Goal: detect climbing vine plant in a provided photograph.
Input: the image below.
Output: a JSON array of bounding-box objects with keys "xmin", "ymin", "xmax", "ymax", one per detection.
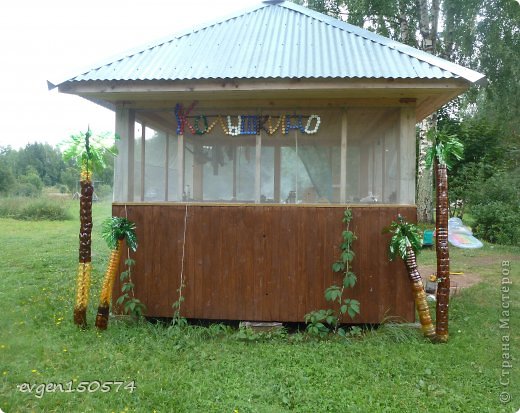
[
  {"xmin": 305, "ymin": 209, "xmax": 360, "ymax": 337},
  {"xmin": 116, "ymin": 258, "xmax": 146, "ymax": 319}
]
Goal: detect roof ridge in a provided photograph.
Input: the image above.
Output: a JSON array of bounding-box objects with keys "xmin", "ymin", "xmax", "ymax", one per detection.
[{"xmin": 278, "ymin": 1, "xmax": 485, "ymax": 84}]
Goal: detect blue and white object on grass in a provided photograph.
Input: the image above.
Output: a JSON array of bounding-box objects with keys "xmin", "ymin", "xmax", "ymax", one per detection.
[{"xmin": 448, "ymin": 217, "xmax": 483, "ymax": 249}]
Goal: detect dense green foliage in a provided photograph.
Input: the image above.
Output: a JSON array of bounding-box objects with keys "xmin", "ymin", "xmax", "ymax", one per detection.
[
  {"xmin": 467, "ymin": 172, "xmax": 520, "ymax": 245},
  {"xmin": 0, "ymin": 139, "xmax": 114, "ymax": 197},
  {"xmin": 0, "ymin": 202, "xmax": 518, "ymax": 411}
]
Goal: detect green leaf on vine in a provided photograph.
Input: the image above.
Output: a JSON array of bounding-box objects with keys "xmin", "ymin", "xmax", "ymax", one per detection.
[
  {"xmin": 341, "ymin": 250, "xmax": 355, "ymax": 262},
  {"xmin": 325, "ymin": 286, "xmax": 341, "ymax": 303},
  {"xmin": 332, "ymin": 261, "xmax": 344, "ymax": 272},
  {"xmin": 343, "ymin": 272, "xmax": 357, "ymax": 288}
]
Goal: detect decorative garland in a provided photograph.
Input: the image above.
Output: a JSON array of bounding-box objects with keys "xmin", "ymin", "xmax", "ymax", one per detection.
[{"xmin": 174, "ymin": 103, "xmax": 321, "ymax": 136}]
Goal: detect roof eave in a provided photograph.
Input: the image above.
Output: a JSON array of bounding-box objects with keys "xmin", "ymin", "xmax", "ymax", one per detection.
[{"xmin": 58, "ymin": 77, "xmax": 471, "ymax": 122}]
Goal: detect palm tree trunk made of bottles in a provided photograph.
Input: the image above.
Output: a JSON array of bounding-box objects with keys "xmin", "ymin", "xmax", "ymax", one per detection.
[
  {"xmin": 404, "ymin": 245, "xmax": 436, "ymax": 341},
  {"xmin": 435, "ymin": 160, "xmax": 450, "ymax": 343},
  {"xmin": 95, "ymin": 239, "xmax": 123, "ymax": 330},
  {"xmin": 73, "ymin": 168, "xmax": 93, "ymax": 328}
]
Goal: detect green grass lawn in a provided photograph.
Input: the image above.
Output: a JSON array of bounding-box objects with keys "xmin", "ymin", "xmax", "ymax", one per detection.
[{"xmin": 0, "ymin": 200, "xmax": 518, "ymax": 412}]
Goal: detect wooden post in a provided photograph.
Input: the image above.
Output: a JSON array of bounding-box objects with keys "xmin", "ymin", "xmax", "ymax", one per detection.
[
  {"xmin": 374, "ymin": 137, "xmax": 383, "ymax": 201},
  {"xmin": 370, "ymin": 143, "xmax": 375, "ymax": 196},
  {"xmin": 381, "ymin": 134, "xmax": 386, "ymax": 202},
  {"xmin": 114, "ymin": 105, "xmax": 135, "ymax": 202},
  {"xmin": 164, "ymin": 133, "xmax": 169, "ymax": 201},
  {"xmin": 340, "ymin": 110, "xmax": 348, "ymax": 203},
  {"xmin": 255, "ymin": 133, "xmax": 262, "ymax": 203},
  {"xmin": 359, "ymin": 143, "xmax": 369, "ymax": 200},
  {"xmin": 178, "ymin": 134, "xmax": 184, "ymax": 201},
  {"xmin": 232, "ymin": 146, "xmax": 237, "ymax": 200},
  {"xmin": 140, "ymin": 123, "xmax": 145, "ymax": 202},
  {"xmin": 193, "ymin": 143, "xmax": 203, "ymax": 201},
  {"xmin": 399, "ymin": 107, "xmax": 416, "ymax": 204},
  {"xmin": 274, "ymin": 145, "xmax": 281, "ymax": 202}
]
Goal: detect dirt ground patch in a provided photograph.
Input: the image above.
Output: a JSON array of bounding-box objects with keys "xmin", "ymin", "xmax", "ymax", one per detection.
[{"xmin": 418, "ymin": 264, "xmax": 482, "ymax": 294}]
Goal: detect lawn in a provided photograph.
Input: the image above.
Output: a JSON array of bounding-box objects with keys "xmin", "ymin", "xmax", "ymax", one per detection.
[{"xmin": 0, "ymin": 200, "xmax": 518, "ymax": 412}]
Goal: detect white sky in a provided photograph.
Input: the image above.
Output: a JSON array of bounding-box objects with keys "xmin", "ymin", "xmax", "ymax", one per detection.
[{"xmin": 0, "ymin": 0, "xmax": 261, "ymax": 149}]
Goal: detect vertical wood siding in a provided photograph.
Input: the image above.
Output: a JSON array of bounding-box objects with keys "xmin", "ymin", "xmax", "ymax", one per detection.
[{"xmin": 113, "ymin": 204, "xmax": 416, "ymax": 323}]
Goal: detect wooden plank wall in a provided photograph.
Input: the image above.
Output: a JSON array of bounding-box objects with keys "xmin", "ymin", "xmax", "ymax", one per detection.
[{"xmin": 112, "ymin": 204, "xmax": 416, "ymax": 323}]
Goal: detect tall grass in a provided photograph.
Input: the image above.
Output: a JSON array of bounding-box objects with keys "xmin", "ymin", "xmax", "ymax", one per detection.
[{"xmin": 0, "ymin": 197, "xmax": 72, "ymax": 221}]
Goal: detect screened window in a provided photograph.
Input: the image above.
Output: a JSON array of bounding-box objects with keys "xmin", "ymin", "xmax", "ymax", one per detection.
[{"xmin": 114, "ymin": 106, "xmax": 415, "ymax": 205}]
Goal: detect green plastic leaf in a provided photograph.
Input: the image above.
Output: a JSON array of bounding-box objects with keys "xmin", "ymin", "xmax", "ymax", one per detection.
[
  {"xmin": 425, "ymin": 128, "xmax": 464, "ymax": 169},
  {"xmin": 387, "ymin": 215, "xmax": 422, "ymax": 260},
  {"xmin": 102, "ymin": 216, "xmax": 138, "ymax": 251}
]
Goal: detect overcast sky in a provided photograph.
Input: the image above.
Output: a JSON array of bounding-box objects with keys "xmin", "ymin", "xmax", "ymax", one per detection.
[{"xmin": 0, "ymin": 0, "xmax": 261, "ymax": 149}]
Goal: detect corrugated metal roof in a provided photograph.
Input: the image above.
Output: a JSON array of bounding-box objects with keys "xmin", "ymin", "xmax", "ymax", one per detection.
[{"xmin": 60, "ymin": 1, "xmax": 484, "ymax": 85}]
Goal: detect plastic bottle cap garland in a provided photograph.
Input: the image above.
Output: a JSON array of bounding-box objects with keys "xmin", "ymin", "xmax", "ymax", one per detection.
[
  {"xmin": 227, "ymin": 116, "xmax": 242, "ymax": 136},
  {"xmin": 305, "ymin": 114, "xmax": 321, "ymax": 134},
  {"xmin": 174, "ymin": 103, "xmax": 321, "ymax": 136}
]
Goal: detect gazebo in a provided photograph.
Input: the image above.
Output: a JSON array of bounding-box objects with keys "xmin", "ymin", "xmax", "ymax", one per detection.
[{"xmin": 50, "ymin": 1, "xmax": 484, "ymax": 323}]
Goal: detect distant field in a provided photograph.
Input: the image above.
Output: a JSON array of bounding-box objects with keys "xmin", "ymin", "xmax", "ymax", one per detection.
[{"xmin": 0, "ymin": 200, "xmax": 518, "ymax": 412}]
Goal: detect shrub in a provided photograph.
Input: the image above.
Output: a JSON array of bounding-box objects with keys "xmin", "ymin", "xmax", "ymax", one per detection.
[
  {"xmin": 472, "ymin": 202, "xmax": 520, "ymax": 246},
  {"xmin": 468, "ymin": 171, "xmax": 520, "ymax": 246},
  {"xmin": 0, "ymin": 197, "xmax": 72, "ymax": 221},
  {"xmin": 10, "ymin": 182, "xmax": 41, "ymax": 197}
]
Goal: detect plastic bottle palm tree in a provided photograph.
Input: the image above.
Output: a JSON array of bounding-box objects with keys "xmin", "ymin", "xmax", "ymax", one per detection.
[
  {"xmin": 62, "ymin": 128, "xmax": 116, "ymax": 328},
  {"xmin": 95, "ymin": 217, "xmax": 138, "ymax": 330},
  {"xmin": 387, "ymin": 215, "xmax": 436, "ymax": 341},
  {"xmin": 426, "ymin": 129, "xmax": 463, "ymax": 343}
]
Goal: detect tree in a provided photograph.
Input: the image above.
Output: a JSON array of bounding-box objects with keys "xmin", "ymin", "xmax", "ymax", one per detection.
[
  {"xmin": 292, "ymin": 0, "xmax": 342, "ymax": 17},
  {"xmin": 95, "ymin": 217, "xmax": 138, "ymax": 330},
  {"xmin": 0, "ymin": 158, "xmax": 15, "ymax": 194},
  {"xmin": 386, "ymin": 215, "xmax": 436, "ymax": 341},
  {"xmin": 16, "ymin": 167, "xmax": 43, "ymax": 197},
  {"xmin": 426, "ymin": 129, "xmax": 463, "ymax": 343},
  {"xmin": 62, "ymin": 128, "xmax": 117, "ymax": 328},
  {"xmin": 15, "ymin": 143, "xmax": 66, "ymax": 187}
]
